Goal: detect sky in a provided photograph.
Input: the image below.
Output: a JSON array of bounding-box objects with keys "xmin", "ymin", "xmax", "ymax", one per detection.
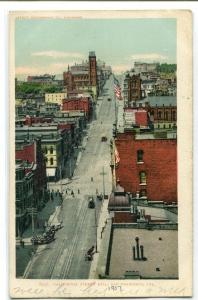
[{"xmin": 15, "ymin": 18, "xmax": 176, "ymax": 79}]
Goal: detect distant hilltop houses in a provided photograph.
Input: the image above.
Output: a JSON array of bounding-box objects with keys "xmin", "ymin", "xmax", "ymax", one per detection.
[{"xmin": 123, "ymin": 62, "xmax": 177, "ymax": 101}]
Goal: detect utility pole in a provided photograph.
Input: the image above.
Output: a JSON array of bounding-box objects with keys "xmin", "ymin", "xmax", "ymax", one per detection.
[
  {"xmin": 69, "ymin": 157, "xmax": 72, "ymax": 178},
  {"xmin": 94, "ymin": 207, "xmax": 98, "ymax": 253},
  {"xmin": 100, "ymin": 166, "xmax": 107, "ymax": 198},
  {"xmin": 28, "ymin": 206, "xmax": 37, "ymax": 253},
  {"xmin": 60, "ymin": 164, "xmax": 62, "ymax": 194}
]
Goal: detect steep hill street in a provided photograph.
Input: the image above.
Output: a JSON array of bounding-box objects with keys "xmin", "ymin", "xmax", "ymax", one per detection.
[{"xmin": 25, "ymin": 75, "xmax": 116, "ymax": 279}]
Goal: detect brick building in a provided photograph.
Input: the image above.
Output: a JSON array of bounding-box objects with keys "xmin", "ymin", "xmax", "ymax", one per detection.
[
  {"xmin": 125, "ymin": 98, "xmax": 177, "ymax": 130},
  {"xmin": 127, "ymin": 74, "xmax": 142, "ymax": 103},
  {"xmin": 16, "ymin": 138, "xmax": 47, "ymax": 209},
  {"xmin": 62, "ymin": 97, "xmax": 92, "ymax": 119},
  {"xmin": 145, "ymin": 102, "xmax": 177, "ymax": 129},
  {"xmin": 124, "ymin": 108, "xmax": 149, "ymax": 128},
  {"xmin": 89, "ymin": 51, "xmax": 97, "ymax": 86},
  {"xmin": 63, "ymin": 52, "xmax": 98, "ymax": 100},
  {"xmin": 15, "ymin": 162, "xmax": 34, "ymax": 237},
  {"xmin": 115, "ymin": 130, "xmax": 177, "ymax": 203},
  {"xmin": 24, "ymin": 116, "xmax": 53, "ymax": 126},
  {"xmin": 16, "ymin": 126, "xmax": 65, "ymax": 180}
]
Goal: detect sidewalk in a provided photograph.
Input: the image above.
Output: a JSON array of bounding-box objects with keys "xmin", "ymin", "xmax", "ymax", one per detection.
[
  {"xmin": 16, "ymin": 194, "xmax": 63, "ymax": 277},
  {"xmin": 88, "ymin": 197, "xmax": 111, "ymax": 279}
]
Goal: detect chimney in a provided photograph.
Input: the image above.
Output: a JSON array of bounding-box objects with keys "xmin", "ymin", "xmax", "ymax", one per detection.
[
  {"xmin": 135, "ymin": 237, "xmax": 140, "ymax": 260},
  {"xmin": 140, "ymin": 245, "xmax": 144, "ymax": 260},
  {"xmin": 133, "ymin": 246, "xmax": 136, "ymax": 260}
]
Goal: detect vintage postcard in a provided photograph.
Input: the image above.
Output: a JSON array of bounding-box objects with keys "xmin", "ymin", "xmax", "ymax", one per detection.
[{"xmin": 9, "ymin": 10, "xmax": 192, "ymax": 298}]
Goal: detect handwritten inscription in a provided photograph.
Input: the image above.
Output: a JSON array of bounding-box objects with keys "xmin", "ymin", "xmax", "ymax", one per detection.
[{"xmin": 12, "ymin": 283, "xmax": 187, "ymax": 297}]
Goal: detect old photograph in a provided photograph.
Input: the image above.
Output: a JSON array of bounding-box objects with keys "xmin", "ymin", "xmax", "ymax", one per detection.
[{"xmin": 9, "ymin": 10, "xmax": 192, "ymax": 298}]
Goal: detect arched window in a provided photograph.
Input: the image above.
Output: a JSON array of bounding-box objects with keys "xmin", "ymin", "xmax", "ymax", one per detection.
[
  {"xmin": 139, "ymin": 171, "xmax": 146, "ymax": 184},
  {"xmin": 137, "ymin": 150, "xmax": 144, "ymax": 162},
  {"xmin": 50, "ymin": 157, "xmax": 54, "ymax": 165}
]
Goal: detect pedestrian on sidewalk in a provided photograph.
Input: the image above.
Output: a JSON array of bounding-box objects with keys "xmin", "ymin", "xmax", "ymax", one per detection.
[
  {"xmin": 51, "ymin": 192, "xmax": 54, "ymax": 201},
  {"xmin": 78, "ymin": 189, "xmax": 80, "ymax": 194}
]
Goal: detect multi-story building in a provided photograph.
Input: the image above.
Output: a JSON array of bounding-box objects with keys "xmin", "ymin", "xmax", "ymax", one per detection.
[
  {"xmin": 63, "ymin": 52, "xmax": 98, "ymax": 100},
  {"xmin": 124, "ymin": 73, "xmax": 143, "ymax": 104},
  {"xmin": 123, "ymin": 97, "xmax": 177, "ymax": 130},
  {"xmin": 124, "ymin": 107, "xmax": 149, "ymax": 128},
  {"xmin": 16, "ymin": 138, "xmax": 48, "ymax": 209},
  {"xmin": 88, "ymin": 51, "xmax": 97, "ymax": 97},
  {"xmin": 15, "ymin": 162, "xmax": 34, "ymax": 237},
  {"xmin": 114, "ymin": 129, "xmax": 177, "ymax": 203},
  {"xmin": 15, "ymin": 125, "xmax": 65, "ymax": 181},
  {"xmin": 54, "ymin": 110, "xmax": 87, "ymax": 146},
  {"xmin": 45, "ymin": 93, "xmax": 67, "ymax": 106},
  {"xmin": 62, "ymin": 96, "xmax": 93, "ymax": 119},
  {"xmin": 134, "ymin": 62, "xmax": 159, "ymax": 74},
  {"xmin": 144, "ymin": 97, "xmax": 177, "ymax": 129},
  {"xmin": 27, "ymin": 74, "xmax": 55, "ymax": 84}
]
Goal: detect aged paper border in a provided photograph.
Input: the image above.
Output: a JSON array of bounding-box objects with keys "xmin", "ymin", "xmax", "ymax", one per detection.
[{"xmin": 9, "ymin": 10, "xmax": 192, "ymax": 298}]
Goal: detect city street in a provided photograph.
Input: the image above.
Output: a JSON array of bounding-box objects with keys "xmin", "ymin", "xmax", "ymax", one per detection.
[{"xmin": 25, "ymin": 75, "xmax": 116, "ymax": 279}]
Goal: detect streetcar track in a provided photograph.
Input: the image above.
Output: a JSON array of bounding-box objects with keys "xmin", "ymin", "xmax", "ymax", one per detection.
[
  {"xmin": 45, "ymin": 201, "xmax": 79, "ymax": 279},
  {"xmin": 60, "ymin": 200, "xmax": 88, "ymax": 278},
  {"xmin": 49, "ymin": 197, "xmax": 87, "ymax": 279}
]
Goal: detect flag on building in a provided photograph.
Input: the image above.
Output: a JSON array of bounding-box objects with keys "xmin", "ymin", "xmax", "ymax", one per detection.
[
  {"xmin": 115, "ymin": 146, "xmax": 120, "ymax": 166},
  {"xmin": 114, "ymin": 77, "xmax": 123, "ymax": 100}
]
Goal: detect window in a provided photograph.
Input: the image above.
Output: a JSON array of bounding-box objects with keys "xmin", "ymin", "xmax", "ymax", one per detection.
[
  {"xmin": 139, "ymin": 171, "xmax": 146, "ymax": 184},
  {"xmin": 50, "ymin": 157, "xmax": 54, "ymax": 165},
  {"xmin": 137, "ymin": 150, "xmax": 144, "ymax": 162},
  {"xmin": 45, "ymin": 147, "xmax": 48, "ymax": 154},
  {"xmin": 50, "ymin": 146, "xmax": 53, "ymax": 154},
  {"xmin": 173, "ymin": 111, "xmax": 176, "ymax": 121},
  {"xmin": 165, "ymin": 111, "xmax": 168, "ymax": 120},
  {"xmin": 158, "ymin": 111, "xmax": 162, "ymax": 119},
  {"xmin": 140, "ymin": 189, "xmax": 147, "ymax": 197}
]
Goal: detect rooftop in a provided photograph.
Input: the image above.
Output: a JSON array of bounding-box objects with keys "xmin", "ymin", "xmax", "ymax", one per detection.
[
  {"xmin": 139, "ymin": 96, "xmax": 176, "ymax": 107},
  {"xmin": 109, "ymin": 228, "xmax": 178, "ymax": 279},
  {"xmin": 71, "ymin": 70, "xmax": 89, "ymax": 76}
]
